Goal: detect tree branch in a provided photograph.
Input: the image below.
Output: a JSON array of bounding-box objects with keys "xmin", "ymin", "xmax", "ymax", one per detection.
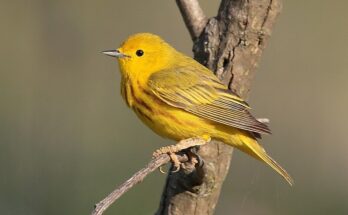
[
  {"xmin": 175, "ymin": 0, "xmax": 207, "ymax": 40},
  {"xmin": 91, "ymin": 154, "xmax": 189, "ymax": 215}
]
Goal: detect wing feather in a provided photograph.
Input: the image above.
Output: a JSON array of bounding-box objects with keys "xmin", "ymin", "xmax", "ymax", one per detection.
[{"xmin": 148, "ymin": 65, "xmax": 271, "ymax": 135}]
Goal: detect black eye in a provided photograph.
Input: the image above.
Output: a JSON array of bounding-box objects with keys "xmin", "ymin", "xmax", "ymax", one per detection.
[{"xmin": 136, "ymin": 49, "xmax": 144, "ymax": 57}]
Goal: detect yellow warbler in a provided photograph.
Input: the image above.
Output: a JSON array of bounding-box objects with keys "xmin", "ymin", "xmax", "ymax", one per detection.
[{"xmin": 103, "ymin": 33, "xmax": 293, "ymax": 185}]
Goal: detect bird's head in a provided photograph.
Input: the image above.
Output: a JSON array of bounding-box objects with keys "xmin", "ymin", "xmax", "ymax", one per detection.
[{"xmin": 103, "ymin": 33, "xmax": 177, "ymax": 81}]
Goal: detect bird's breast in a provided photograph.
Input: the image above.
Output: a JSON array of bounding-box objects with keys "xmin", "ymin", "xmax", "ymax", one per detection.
[{"xmin": 121, "ymin": 81, "xmax": 209, "ymax": 140}]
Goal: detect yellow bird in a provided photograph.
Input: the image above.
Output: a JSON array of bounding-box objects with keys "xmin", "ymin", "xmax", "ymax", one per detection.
[{"xmin": 103, "ymin": 33, "xmax": 293, "ymax": 185}]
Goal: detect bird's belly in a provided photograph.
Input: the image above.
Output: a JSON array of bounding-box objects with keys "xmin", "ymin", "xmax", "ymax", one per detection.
[{"xmin": 133, "ymin": 104, "xmax": 214, "ymax": 141}]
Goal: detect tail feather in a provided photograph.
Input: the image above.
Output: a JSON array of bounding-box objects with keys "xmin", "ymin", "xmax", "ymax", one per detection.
[{"xmin": 238, "ymin": 136, "xmax": 294, "ymax": 186}]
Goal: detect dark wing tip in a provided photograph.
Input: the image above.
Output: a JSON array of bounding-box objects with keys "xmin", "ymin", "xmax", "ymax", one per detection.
[{"xmin": 253, "ymin": 118, "xmax": 272, "ymax": 134}]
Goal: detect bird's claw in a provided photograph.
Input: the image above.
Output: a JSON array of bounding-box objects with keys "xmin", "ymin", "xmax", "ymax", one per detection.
[
  {"xmin": 168, "ymin": 152, "xmax": 181, "ymax": 173},
  {"xmin": 157, "ymin": 153, "xmax": 182, "ymax": 174},
  {"xmin": 194, "ymin": 151, "xmax": 204, "ymax": 167},
  {"xmin": 159, "ymin": 165, "xmax": 167, "ymax": 174},
  {"xmin": 185, "ymin": 146, "xmax": 204, "ymax": 168},
  {"xmin": 171, "ymin": 163, "xmax": 181, "ymax": 173}
]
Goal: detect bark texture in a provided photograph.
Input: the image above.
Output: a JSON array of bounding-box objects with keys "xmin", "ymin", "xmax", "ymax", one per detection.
[{"xmin": 156, "ymin": 1, "xmax": 282, "ymax": 214}]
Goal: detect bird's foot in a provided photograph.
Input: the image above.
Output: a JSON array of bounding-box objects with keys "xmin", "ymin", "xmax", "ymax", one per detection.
[
  {"xmin": 185, "ymin": 146, "xmax": 204, "ymax": 168},
  {"xmin": 153, "ymin": 136, "xmax": 210, "ymax": 173}
]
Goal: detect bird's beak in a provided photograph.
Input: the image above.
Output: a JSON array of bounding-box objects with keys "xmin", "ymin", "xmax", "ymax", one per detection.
[{"xmin": 102, "ymin": 49, "xmax": 128, "ymax": 58}]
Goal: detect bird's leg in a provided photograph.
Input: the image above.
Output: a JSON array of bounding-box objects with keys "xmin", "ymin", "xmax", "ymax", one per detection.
[
  {"xmin": 153, "ymin": 136, "xmax": 210, "ymax": 172},
  {"xmin": 168, "ymin": 152, "xmax": 181, "ymax": 172},
  {"xmin": 152, "ymin": 137, "xmax": 208, "ymax": 157}
]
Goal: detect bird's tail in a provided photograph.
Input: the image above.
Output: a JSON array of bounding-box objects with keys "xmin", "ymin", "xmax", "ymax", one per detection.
[{"xmin": 236, "ymin": 134, "xmax": 294, "ymax": 186}]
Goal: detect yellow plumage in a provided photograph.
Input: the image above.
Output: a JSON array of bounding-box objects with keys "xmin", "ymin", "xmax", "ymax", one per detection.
[{"xmin": 104, "ymin": 33, "xmax": 293, "ymax": 185}]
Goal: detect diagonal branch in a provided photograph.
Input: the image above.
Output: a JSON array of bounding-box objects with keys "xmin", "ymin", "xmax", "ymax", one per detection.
[
  {"xmin": 175, "ymin": 0, "xmax": 207, "ymax": 40},
  {"xmin": 91, "ymin": 154, "xmax": 189, "ymax": 215}
]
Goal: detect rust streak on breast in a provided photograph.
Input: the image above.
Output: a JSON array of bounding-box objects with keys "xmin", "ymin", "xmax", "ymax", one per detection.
[
  {"xmin": 134, "ymin": 107, "xmax": 154, "ymax": 123},
  {"xmin": 130, "ymin": 85, "xmax": 154, "ymax": 113}
]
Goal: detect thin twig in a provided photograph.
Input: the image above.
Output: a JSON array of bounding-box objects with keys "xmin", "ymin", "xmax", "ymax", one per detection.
[
  {"xmin": 91, "ymin": 154, "xmax": 188, "ymax": 215},
  {"xmin": 175, "ymin": 0, "xmax": 207, "ymax": 40}
]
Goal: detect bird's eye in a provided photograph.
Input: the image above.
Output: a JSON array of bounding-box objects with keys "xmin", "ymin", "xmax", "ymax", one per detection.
[{"xmin": 136, "ymin": 49, "xmax": 144, "ymax": 57}]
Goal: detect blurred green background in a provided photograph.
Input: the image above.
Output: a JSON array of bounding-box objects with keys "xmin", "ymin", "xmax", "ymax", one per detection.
[{"xmin": 1, "ymin": 0, "xmax": 347, "ymax": 214}]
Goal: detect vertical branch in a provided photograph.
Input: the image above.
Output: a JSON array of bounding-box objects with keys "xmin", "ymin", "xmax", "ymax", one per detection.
[
  {"xmin": 175, "ymin": 0, "xmax": 207, "ymax": 40},
  {"xmin": 156, "ymin": 0, "xmax": 282, "ymax": 214}
]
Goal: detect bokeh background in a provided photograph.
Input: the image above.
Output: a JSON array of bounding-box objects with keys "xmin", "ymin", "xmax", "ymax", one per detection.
[{"xmin": 1, "ymin": 0, "xmax": 347, "ymax": 214}]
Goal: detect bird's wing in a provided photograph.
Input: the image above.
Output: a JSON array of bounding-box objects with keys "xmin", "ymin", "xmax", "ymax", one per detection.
[{"xmin": 148, "ymin": 66, "xmax": 271, "ymax": 134}]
